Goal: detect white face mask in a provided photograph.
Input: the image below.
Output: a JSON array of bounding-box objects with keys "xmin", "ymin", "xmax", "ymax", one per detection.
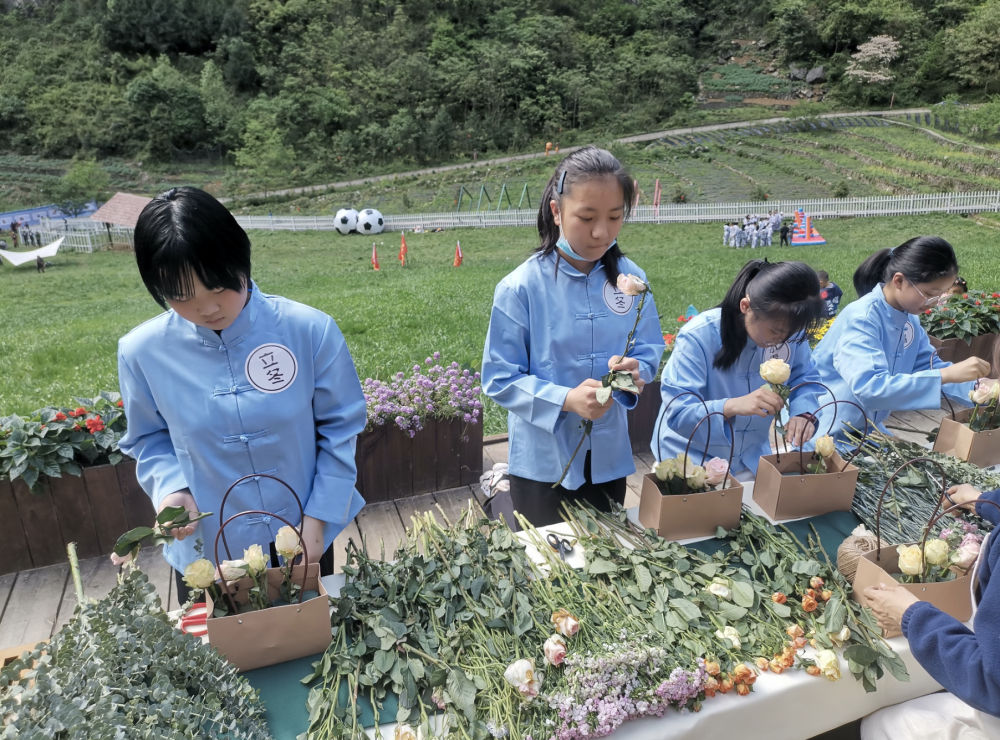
[{"xmin": 556, "ymin": 235, "xmax": 617, "ymax": 262}]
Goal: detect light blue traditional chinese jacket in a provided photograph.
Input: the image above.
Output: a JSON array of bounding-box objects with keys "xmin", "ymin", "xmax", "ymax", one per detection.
[
  {"xmin": 812, "ymin": 284, "xmax": 973, "ymax": 442},
  {"xmin": 118, "ymin": 282, "xmax": 366, "ymax": 572},
  {"xmin": 652, "ymin": 308, "xmax": 822, "ymax": 473},
  {"xmin": 482, "ymin": 252, "xmax": 664, "ymax": 489}
]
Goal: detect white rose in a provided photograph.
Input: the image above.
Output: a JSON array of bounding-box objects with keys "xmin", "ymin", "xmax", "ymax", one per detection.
[
  {"xmin": 970, "ymin": 384, "xmax": 994, "ymax": 406},
  {"xmin": 814, "ymin": 435, "xmax": 836, "ymax": 459},
  {"xmin": 759, "ymin": 358, "xmax": 791, "ymax": 385},
  {"xmin": 652, "ymin": 458, "xmax": 677, "ymax": 482},
  {"xmin": 922, "ymin": 538, "xmax": 950, "ymax": 567},
  {"xmin": 707, "ymin": 579, "xmax": 731, "ymax": 600},
  {"xmin": 182, "ymin": 558, "xmax": 216, "ymax": 590},
  {"xmin": 685, "ymin": 465, "xmax": 707, "ymax": 491},
  {"xmin": 616, "ymin": 273, "xmax": 648, "ymax": 296},
  {"xmin": 551, "ymin": 609, "xmax": 580, "ymax": 637},
  {"xmin": 394, "ymin": 725, "xmax": 418, "ymax": 740},
  {"xmin": 219, "ymin": 559, "xmax": 248, "ymax": 582},
  {"xmin": 543, "ymin": 634, "xmax": 567, "ymax": 667},
  {"xmin": 715, "ymin": 625, "xmax": 741, "ymax": 649},
  {"xmin": 830, "ymin": 625, "xmax": 852, "ymax": 647},
  {"xmin": 814, "ymin": 649, "xmax": 841, "ymax": 681},
  {"xmin": 896, "ymin": 544, "xmax": 924, "ymax": 576},
  {"xmin": 275, "ymin": 525, "xmax": 303, "ymax": 561},
  {"xmin": 243, "ymin": 543, "xmax": 268, "ymax": 576},
  {"xmin": 503, "ymin": 658, "xmax": 542, "ymax": 700}
]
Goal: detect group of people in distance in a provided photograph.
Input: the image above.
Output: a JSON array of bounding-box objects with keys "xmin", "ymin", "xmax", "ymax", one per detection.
[
  {"xmin": 117, "ymin": 148, "xmax": 994, "ymax": 739},
  {"xmin": 723, "ymin": 211, "xmax": 787, "ymax": 248}
]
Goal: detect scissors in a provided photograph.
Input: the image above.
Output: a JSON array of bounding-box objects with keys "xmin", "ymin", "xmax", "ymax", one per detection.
[
  {"xmin": 546, "ymin": 532, "xmax": 576, "ymax": 560},
  {"xmin": 179, "ymin": 603, "xmax": 208, "ymax": 637}
]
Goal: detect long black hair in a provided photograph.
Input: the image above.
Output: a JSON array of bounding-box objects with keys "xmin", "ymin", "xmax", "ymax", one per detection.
[
  {"xmin": 134, "ymin": 186, "xmax": 251, "ymax": 309},
  {"xmin": 853, "ymin": 235, "xmax": 958, "ymax": 298},
  {"xmin": 714, "ymin": 260, "xmax": 823, "ymax": 370},
  {"xmin": 535, "ymin": 146, "xmax": 635, "ymax": 284}
]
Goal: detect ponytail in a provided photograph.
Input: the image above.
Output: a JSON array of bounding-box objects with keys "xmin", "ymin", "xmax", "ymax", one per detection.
[
  {"xmin": 853, "ymin": 235, "xmax": 958, "ymax": 297},
  {"xmin": 536, "ymin": 145, "xmax": 635, "ymax": 284},
  {"xmin": 714, "ymin": 260, "xmax": 823, "ymax": 370}
]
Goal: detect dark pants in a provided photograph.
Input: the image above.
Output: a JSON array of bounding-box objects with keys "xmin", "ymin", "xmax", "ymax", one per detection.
[
  {"xmin": 506, "ymin": 451, "xmax": 626, "ymax": 530},
  {"xmin": 174, "ymin": 542, "xmax": 335, "ymax": 605}
]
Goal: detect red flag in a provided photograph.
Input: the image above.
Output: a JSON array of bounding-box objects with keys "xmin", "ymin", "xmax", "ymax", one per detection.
[
  {"xmin": 453, "ymin": 239, "xmax": 463, "ymax": 267},
  {"xmin": 399, "ymin": 232, "xmax": 408, "ymax": 266},
  {"xmin": 371, "ymin": 242, "xmax": 380, "ymax": 271}
]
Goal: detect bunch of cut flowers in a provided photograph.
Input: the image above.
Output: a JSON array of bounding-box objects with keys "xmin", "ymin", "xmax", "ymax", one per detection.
[
  {"xmin": 362, "ymin": 352, "xmax": 482, "ymax": 437},
  {"xmin": 650, "ymin": 452, "xmax": 732, "ymax": 494},
  {"xmin": 967, "ymin": 381, "xmax": 1000, "ymax": 432},
  {"xmin": 894, "ymin": 520, "xmax": 984, "ymax": 585}
]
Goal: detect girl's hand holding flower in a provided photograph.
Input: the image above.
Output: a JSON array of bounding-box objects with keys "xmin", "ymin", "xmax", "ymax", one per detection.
[
  {"xmin": 563, "ymin": 378, "xmax": 614, "ymax": 420},
  {"xmin": 157, "ymin": 489, "xmax": 200, "ymax": 540},
  {"xmin": 607, "ymin": 354, "xmax": 644, "ymax": 393},
  {"xmin": 723, "ymin": 385, "xmax": 784, "ymax": 419}
]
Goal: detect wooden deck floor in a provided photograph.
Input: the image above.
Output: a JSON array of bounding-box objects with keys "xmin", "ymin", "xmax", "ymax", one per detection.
[{"xmin": 0, "ymin": 410, "xmax": 945, "ymax": 655}]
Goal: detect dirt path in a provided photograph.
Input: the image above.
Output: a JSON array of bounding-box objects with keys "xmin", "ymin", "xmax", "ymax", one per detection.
[{"xmin": 228, "ymin": 107, "xmax": 931, "ymax": 203}]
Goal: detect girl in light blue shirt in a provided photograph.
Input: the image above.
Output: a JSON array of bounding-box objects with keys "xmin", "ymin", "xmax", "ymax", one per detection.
[
  {"xmin": 482, "ymin": 147, "xmax": 664, "ymax": 526},
  {"xmin": 813, "ymin": 236, "xmax": 989, "ymax": 442},
  {"xmin": 118, "ymin": 187, "xmax": 366, "ymax": 599},
  {"xmin": 653, "ymin": 260, "xmax": 825, "ymax": 473}
]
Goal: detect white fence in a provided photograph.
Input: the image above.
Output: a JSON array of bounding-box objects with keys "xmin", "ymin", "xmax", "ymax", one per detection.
[{"xmin": 32, "ymin": 191, "xmax": 1000, "ymax": 249}]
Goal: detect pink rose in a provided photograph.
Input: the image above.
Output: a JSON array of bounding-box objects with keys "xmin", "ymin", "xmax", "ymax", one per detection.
[
  {"xmin": 704, "ymin": 457, "xmax": 730, "ymax": 487},
  {"xmin": 952, "ymin": 541, "xmax": 981, "ymax": 571},
  {"xmin": 616, "ymin": 273, "xmax": 647, "ymax": 296},
  {"xmin": 543, "ymin": 634, "xmax": 567, "ymax": 666}
]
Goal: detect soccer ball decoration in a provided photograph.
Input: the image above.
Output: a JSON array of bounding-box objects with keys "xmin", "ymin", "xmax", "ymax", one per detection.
[
  {"xmin": 334, "ymin": 208, "xmax": 359, "ymax": 235},
  {"xmin": 356, "ymin": 208, "xmax": 384, "ymax": 234}
]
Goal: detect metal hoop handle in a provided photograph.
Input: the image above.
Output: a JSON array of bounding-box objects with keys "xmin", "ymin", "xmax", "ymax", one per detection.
[
  {"xmin": 919, "ymin": 499, "xmax": 1000, "ymax": 562},
  {"xmin": 769, "ymin": 379, "xmax": 833, "ymax": 463},
  {"xmin": 655, "ymin": 390, "xmax": 710, "ymax": 462},
  {"xmin": 216, "ymin": 473, "xmax": 305, "ymax": 565},
  {"xmin": 680, "ymin": 411, "xmax": 737, "ymax": 486},
  {"xmin": 873, "ymin": 457, "xmax": 948, "ymax": 561},
  {"xmin": 811, "ymin": 398, "xmax": 871, "ymax": 470}
]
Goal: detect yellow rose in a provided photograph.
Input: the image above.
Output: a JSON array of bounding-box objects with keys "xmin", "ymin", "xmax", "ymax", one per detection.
[
  {"xmin": 814, "ymin": 649, "xmax": 841, "ymax": 681},
  {"xmin": 616, "ymin": 273, "xmax": 648, "ymax": 296},
  {"xmin": 829, "ymin": 625, "xmax": 852, "ymax": 647},
  {"xmin": 759, "ymin": 358, "xmax": 791, "ymax": 385},
  {"xmin": 275, "ymin": 525, "xmax": 303, "ymax": 561},
  {"xmin": 652, "ymin": 458, "xmax": 677, "ymax": 481},
  {"xmin": 243, "ymin": 543, "xmax": 268, "ymax": 576},
  {"xmin": 685, "ymin": 465, "xmax": 707, "ymax": 491},
  {"xmin": 814, "ymin": 435, "xmax": 836, "ymax": 459},
  {"xmin": 394, "ymin": 725, "xmax": 418, "ymax": 740},
  {"xmin": 923, "ymin": 538, "xmax": 950, "ymax": 567},
  {"xmin": 182, "ymin": 558, "xmax": 216, "ymax": 590},
  {"xmin": 896, "ymin": 544, "xmax": 924, "ymax": 576}
]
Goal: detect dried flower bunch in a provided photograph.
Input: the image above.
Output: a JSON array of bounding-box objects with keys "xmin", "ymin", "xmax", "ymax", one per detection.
[{"xmin": 362, "ymin": 352, "xmax": 483, "ymax": 437}]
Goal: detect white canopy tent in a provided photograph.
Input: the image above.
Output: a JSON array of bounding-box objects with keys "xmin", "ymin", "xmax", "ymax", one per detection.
[{"xmin": 0, "ymin": 237, "xmax": 65, "ymax": 267}]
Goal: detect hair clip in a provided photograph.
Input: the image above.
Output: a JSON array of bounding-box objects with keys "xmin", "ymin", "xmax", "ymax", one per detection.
[
  {"xmin": 556, "ymin": 170, "xmax": 567, "ymax": 195},
  {"xmin": 162, "ymin": 187, "xmax": 178, "ymax": 200}
]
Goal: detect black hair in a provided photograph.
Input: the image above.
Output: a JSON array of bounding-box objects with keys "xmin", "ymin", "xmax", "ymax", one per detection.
[
  {"xmin": 714, "ymin": 260, "xmax": 824, "ymax": 370},
  {"xmin": 852, "ymin": 235, "xmax": 958, "ymax": 298},
  {"xmin": 954, "ymin": 275, "xmax": 968, "ymax": 290},
  {"xmin": 816, "ymin": 270, "xmax": 829, "ymax": 281},
  {"xmin": 535, "ymin": 146, "xmax": 634, "ymax": 284},
  {"xmin": 134, "ymin": 186, "xmax": 251, "ymax": 309}
]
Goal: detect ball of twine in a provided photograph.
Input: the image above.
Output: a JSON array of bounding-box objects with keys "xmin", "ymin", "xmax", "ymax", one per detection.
[{"xmin": 837, "ymin": 533, "xmax": 890, "ymax": 583}]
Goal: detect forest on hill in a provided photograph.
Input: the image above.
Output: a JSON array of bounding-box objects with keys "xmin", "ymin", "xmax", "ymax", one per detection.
[{"xmin": 1, "ymin": 0, "xmax": 999, "ymax": 188}]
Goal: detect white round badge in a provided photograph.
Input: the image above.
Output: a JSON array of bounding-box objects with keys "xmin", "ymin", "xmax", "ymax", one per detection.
[
  {"xmin": 902, "ymin": 322, "xmax": 914, "ymax": 348},
  {"xmin": 763, "ymin": 343, "xmax": 791, "ymax": 363},
  {"xmin": 603, "ymin": 281, "xmax": 635, "ymax": 316},
  {"xmin": 245, "ymin": 343, "xmax": 298, "ymax": 393}
]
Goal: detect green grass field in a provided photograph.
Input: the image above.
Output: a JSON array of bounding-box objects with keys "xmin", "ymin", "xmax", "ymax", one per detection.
[{"xmin": 3, "ymin": 212, "xmax": 999, "ymax": 435}]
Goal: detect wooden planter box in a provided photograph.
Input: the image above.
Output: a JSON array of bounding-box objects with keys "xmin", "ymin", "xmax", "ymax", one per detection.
[
  {"xmin": 354, "ymin": 418, "xmax": 483, "ymax": 503},
  {"xmin": 929, "ymin": 333, "xmax": 998, "ymax": 365},
  {"xmin": 627, "ymin": 380, "xmax": 661, "ymax": 454},
  {"xmin": 0, "ymin": 459, "xmax": 153, "ymax": 575}
]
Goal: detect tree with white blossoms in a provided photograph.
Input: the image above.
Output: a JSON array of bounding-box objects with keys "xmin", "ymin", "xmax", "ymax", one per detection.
[{"xmin": 843, "ymin": 35, "xmax": 901, "ymax": 104}]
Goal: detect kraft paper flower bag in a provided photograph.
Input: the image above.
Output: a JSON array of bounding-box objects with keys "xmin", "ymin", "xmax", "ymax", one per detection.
[
  {"xmin": 753, "ymin": 392, "xmax": 866, "ymax": 522},
  {"xmin": 205, "ymin": 474, "xmax": 331, "ymax": 672},
  {"xmin": 853, "ymin": 458, "xmax": 987, "ymax": 638},
  {"xmin": 933, "ymin": 390, "xmax": 1000, "ymax": 468},
  {"xmin": 639, "ymin": 391, "xmax": 743, "ymax": 540}
]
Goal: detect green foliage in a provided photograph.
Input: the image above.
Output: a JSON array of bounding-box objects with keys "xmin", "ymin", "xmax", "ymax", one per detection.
[
  {"xmin": 0, "ymin": 566, "xmax": 269, "ymax": 738},
  {"xmin": 919, "ymin": 289, "xmax": 1000, "ymax": 342},
  {"xmin": 43, "ymin": 158, "xmax": 110, "ymax": 216},
  {"xmin": 0, "ymin": 392, "xmax": 126, "ymax": 490}
]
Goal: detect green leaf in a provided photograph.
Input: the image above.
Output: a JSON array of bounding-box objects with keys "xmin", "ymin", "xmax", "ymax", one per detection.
[
  {"xmin": 113, "ymin": 526, "xmax": 156, "ymax": 556},
  {"xmin": 791, "ymin": 560, "xmax": 822, "ymax": 576},
  {"xmin": 587, "ymin": 558, "xmax": 617, "ymax": 575},
  {"xmin": 844, "ymin": 644, "xmax": 878, "ymax": 667},
  {"xmin": 823, "ymin": 595, "xmax": 846, "ymax": 632},
  {"xmin": 446, "ymin": 668, "xmax": 477, "ymax": 720},
  {"xmin": 635, "ymin": 564, "xmax": 652, "ymax": 593},
  {"xmin": 730, "ymin": 581, "xmax": 755, "ymax": 608},
  {"xmin": 668, "ymin": 598, "xmax": 701, "ymax": 622}
]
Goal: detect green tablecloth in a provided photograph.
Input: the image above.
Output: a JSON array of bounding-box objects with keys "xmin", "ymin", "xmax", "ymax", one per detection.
[{"xmin": 245, "ymin": 510, "xmax": 863, "ymax": 738}]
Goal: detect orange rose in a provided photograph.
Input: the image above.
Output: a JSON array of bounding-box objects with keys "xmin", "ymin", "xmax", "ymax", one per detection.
[
  {"xmin": 806, "ymin": 665, "xmax": 821, "ymax": 677},
  {"xmin": 719, "ymin": 678, "xmax": 734, "ymax": 694},
  {"xmin": 805, "ymin": 588, "xmax": 816, "ymax": 598},
  {"xmin": 809, "ymin": 576, "xmax": 825, "ymax": 589},
  {"xmin": 801, "ymin": 595, "xmax": 819, "ymax": 612},
  {"xmin": 786, "ymin": 624, "xmax": 805, "ymax": 639},
  {"xmin": 821, "ymin": 589, "xmax": 833, "ymax": 601},
  {"xmin": 703, "ymin": 676, "xmax": 719, "ymax": 698},
  {"xmin": 732, "ymin": 664, "xmax": 756, "ymax": 685},
  {"xmin": 768, "ymin": 658, "xmax": 785, "ymax": 674},
  {"xmin": 771, "ymin": 592, "xmax": 787, "ymax": 604},
  {"xmin": 736, "ymin": 683, "xmax": 751, "ymax": 696},
  {"xmin": 703, "ymin": 660, "xmax": 721, "ymax": 676},
  {"xmin": 755, "ymin": 657, "xmax": 770, "ymax": 671},
  {"xmin": 792, "ymin": 636, "xmax": 808, "ymax": 650}
]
